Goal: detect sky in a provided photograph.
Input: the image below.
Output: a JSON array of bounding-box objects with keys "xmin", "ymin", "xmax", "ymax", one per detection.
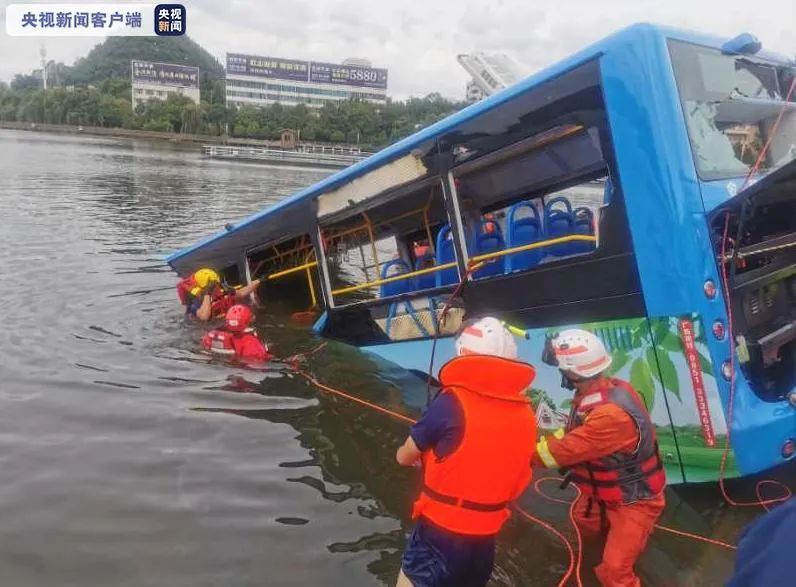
[{"xmin": 0, "ymin": 0, "xmax": 794, "ymax": 99}]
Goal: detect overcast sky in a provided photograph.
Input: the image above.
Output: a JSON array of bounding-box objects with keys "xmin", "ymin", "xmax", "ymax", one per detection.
[{"xmin": 1, "ymin": 0, "xmax": 794, "ymax": 99}]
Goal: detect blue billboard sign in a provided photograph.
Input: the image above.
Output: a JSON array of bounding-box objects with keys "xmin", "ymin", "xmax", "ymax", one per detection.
[
  {"xmin": 309, "ymin": 61, "xmax": 388, "ymax": 89},
  {"xmin": 226, "ymin": 53, "xmax": 388, "ymax": 90}
]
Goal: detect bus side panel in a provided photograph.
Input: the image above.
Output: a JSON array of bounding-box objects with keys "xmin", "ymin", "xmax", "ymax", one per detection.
[
  {"xmin": 363, "ymin": 316, "xmax": 690, "ymax": 485},
  {"xmin": 600, "ymin": 31, "xmax": 796, "ymax": 477},
  {"xmin": 646, "ymin": 315, "xmax": 737, "ymax": 483}
]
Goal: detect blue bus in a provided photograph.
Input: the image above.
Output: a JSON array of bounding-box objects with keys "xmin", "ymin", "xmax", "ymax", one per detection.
[{"xmin": 168, "ymin": 24, "xmax": 796, "ymax": 485}]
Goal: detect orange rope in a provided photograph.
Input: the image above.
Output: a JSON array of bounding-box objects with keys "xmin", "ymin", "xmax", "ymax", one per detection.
[
  {"xmin": 296, "ymin": 370, "xmax": 417, "ymax": 425},
  {"xmin": 718, "ymin": 211, "xmax": 792, "ymax": 509},
  {"xmin": 292, "ymin": 365, "xmax": 738, "ymax": 586},
  {"xmin": 513, "ymin": 504, "xmax": 577, "ymax": 587}
]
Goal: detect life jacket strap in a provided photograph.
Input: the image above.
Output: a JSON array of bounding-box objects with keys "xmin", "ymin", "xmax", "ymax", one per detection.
[
  {"xmin": 422, "ymin": 485, "xmax": 508, "ymax": 512},
  {"xmin": 569, "ymin": 456, "xmax": 664, "ymax": 488}
]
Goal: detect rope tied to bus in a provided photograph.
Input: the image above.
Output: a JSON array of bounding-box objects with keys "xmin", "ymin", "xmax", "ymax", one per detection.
[
  {"xmin": 284, "ymin": 354, "xmax": 738, "ymax": 587},
  {"xmin": 715, "ymin": 75, "xmax": 796, "ymax": 511}
]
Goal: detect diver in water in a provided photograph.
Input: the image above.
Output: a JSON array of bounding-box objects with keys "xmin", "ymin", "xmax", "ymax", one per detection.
[
  {"xmin": 176, "ymin": 268, "xmax": 262, "ymax": 322},
  {"xmin": 201, "ymin": 304, "xmax": 272, "ymax": 362},
  {"xmin": 535, "ymin": 329, "xmax": 666, "ymax": 587}
]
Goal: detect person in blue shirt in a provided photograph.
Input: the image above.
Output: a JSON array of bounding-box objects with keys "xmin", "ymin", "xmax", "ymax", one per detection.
[
  {"xmin": 395, "ymin": 316, "xmax": 537, "ymax": 587},
  {"xmin": 727, "ymin": 496, "xmax": 796, "ymax": 586}
]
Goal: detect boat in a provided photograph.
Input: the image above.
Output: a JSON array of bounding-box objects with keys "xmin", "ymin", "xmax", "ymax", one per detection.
[
  {"xmin": 167, "ymin": 23, "xmax": 796, "ymax": 485},
  {"xmin": 202, "ymin": 144, "xmax": 370, "ymax": 169}
]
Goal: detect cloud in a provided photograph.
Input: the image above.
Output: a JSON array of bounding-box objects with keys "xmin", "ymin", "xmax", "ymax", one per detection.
[{"xmin": 0, "ymin": 0, "xmax": 793, "ymax": 99}]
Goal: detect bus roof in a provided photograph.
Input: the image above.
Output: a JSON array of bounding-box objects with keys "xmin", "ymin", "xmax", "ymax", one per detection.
[{"xmin": 166, "ymin": 23, "xmax": 776, "ymax": 274}]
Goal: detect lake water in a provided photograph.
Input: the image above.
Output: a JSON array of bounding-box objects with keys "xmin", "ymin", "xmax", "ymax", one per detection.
[{"xmin": 0, "ymin": 128, "xmax": 781, "ymax": 586}]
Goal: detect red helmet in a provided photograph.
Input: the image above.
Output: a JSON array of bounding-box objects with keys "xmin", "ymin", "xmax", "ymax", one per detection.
[{"xmin": 225, "ymin": 304, "xmax": 253, "ymax": 332}]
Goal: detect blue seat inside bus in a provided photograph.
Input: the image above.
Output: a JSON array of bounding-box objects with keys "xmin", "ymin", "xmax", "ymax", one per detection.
[
  {"xmin": 473, "ymin": 219, "xmax": 506, "ymax": 278},
  {"xmin": 435, "ymin": 225, "xmax": 460, "ymax": 287},
  {"xmin": 414, "ymin": 252, "xmax": 436, "ymax": 290},
  {"xmin": 544, "ymin": 196, "xmax": 575, "ymax": 257},
  {"xmin": 379, "ymin": 258, "xmax": 415, "ymax": 297},
  {"xmin": 571, "ymin": 206, "xmax": 596, "ymax": 254},
  {"xmin": 507, "ymin": 201, "xmax": 543, "ymax": 271}
]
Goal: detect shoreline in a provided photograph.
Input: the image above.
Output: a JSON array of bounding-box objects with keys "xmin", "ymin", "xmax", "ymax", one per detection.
[{"xmin": 0, "ymin": 121, "xmax": 287, "ymax": 148}]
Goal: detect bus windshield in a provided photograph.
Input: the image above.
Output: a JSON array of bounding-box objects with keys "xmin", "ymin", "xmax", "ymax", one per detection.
[{"xmin": 668, "ymin": 40, "xmax": 796, "ymax": 181}]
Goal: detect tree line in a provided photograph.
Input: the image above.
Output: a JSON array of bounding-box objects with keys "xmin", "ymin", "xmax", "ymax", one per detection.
[{"xmin": 0, "ymin": 74, "xmax": 466, "ymax": 149}]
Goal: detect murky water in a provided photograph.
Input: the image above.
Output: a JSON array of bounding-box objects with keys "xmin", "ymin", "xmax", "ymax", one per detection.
[{"xmin": 0, "ymin": 129, "xmax": 785, "ymax": 586}]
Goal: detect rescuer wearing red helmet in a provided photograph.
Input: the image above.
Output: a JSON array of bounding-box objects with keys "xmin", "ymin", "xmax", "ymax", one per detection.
[
  {"xmin": 395, "ymin": 317, "xmax": 537, "ymax": 587},
  {"xmin": 176, "ymin": 268, "xmax": 262, "ymax": 322},
  {"xmin": 201, "ymin": 304, "xmax": 272, "ymax": 362},
  {"xmin": 536, "ymin": 329, "xmax": 666, "ymax": 587}
]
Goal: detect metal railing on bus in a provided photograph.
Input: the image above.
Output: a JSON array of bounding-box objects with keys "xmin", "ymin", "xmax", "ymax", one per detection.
[{"xmin": 263, "ymin": 233, "xmax": 597, "ymax": 301}]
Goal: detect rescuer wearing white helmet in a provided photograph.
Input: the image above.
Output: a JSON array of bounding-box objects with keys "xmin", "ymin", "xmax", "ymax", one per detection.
[
  {"xmin": 395, "ymin": 316, "xmax": 537, "ymax": 587},
  {"xmin": 536, "ymin": 329, "xmax": 666, "ymax": 587}
]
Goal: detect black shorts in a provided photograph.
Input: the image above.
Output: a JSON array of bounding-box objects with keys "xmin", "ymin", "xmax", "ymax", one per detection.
[{"xmin": 401, "ymin": 517, "xmax": 496, "ymax": 587}]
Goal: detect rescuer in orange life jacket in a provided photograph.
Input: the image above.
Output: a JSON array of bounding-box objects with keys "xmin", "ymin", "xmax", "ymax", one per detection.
[
  {"xmin": 395, "ymin": 316, "xmax": 537, "ymax": 587},
  {"xmin": 535, "ymin": 329, "xmax": 666, "ymax": 587},
  {"xmin": 176, "ymin": 268, "xmax": 262, "ymax": 322},
  {"xmin": 201, "ymin": 304, "xmax": 272, "ymax": 362}
]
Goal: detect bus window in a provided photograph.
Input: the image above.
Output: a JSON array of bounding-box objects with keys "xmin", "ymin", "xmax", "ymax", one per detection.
[
  {"xmin": 246, "ymin": 233, "xmax": 320, "ymax": 313},
  {"xmin": 453, "ymin": 126, "xmax": 607, "ymax": 281},
  {"xmin": 319, "ymin": 181, "xmax": 449, "ymax": 306},
  {"xmin": 668, "ymin": 40, "xmax": 796, "ymax": 180}
]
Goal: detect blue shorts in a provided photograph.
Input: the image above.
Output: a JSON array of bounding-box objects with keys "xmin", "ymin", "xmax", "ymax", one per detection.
[{"xmin": 401, "ymin": 517, "xmax": 496, "ymax": 587}]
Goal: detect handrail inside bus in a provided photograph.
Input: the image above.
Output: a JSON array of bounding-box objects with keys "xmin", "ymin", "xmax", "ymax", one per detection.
[{"xmin": 330, "ymin": 234, "xmax": 597, "ymax": 296}]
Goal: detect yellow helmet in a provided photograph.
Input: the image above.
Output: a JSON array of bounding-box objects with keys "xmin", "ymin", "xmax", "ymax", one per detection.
[{"xmin": 194, "ymin": 268, "xmax": 220, "ymax": 289}]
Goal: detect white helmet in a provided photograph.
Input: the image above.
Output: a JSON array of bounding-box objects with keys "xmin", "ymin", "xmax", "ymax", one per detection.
[
  {"xmin": 456, "ymin": 317, "xmax": 518, "ymax": 360},
  {"xmin": 549, "ymin": 329, "xmax": 611, "ymax": 378}
]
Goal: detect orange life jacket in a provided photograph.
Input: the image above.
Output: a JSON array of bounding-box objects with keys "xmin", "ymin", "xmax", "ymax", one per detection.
[
  {"xmin": 412, "ymin": 355, "xmax": 537, "ymax": 536},
  {"xmin": 565, "ymin": 378, "xmax": 665, "ymax": 505}
]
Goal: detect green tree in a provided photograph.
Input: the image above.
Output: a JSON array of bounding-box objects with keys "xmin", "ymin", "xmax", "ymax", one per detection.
[{"xmin": 11, "ymin": 74, "xmax": 41, "ymax": 92}]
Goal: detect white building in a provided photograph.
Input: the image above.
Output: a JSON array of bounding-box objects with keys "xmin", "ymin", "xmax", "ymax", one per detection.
[
  {"xmin": 225, "ymin": 53, "xmax": 388, "ymax": 109},
  {"xmin": 457, "ymin": 52, "xmax": 525, "ymax": 102},
  {"xmin": 131, "ymin": 60, "xmax": 200, "ymax": 108},
  {"xmin": 535, "ymin": 400, "xmax": 569, "ymax": 431}
]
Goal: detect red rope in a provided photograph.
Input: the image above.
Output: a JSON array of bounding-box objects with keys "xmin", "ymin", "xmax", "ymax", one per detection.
[
  {"xmin": 715, "ymin": 79, "xmax": 796, "ymax": 509},
  {"xmin": 741, "ymin": 77, "xmax": 796, "ymax": 190},
  {"xmin": 717, "ymin": 212, "xmax": 792, "ymax": 508},
  {"xmin": 294, "ymin": 366, "xmax": 738, "ymax": 586}
]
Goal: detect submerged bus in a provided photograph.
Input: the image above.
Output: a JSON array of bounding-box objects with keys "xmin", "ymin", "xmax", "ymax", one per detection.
[{"xmin": 168, "ymin": 24, "xmax": 796, "ymax": 485}]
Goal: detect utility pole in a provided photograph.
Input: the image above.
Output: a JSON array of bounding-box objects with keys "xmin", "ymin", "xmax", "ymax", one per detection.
[{"xmin": 40, "ymin": 46, "xmax": 48, "ymax": 90}]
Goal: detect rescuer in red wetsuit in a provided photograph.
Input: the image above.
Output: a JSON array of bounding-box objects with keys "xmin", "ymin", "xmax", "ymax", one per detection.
[
  {"xmin": 176, "ymin": 268, "xmax": 262, "ymax": 322},
  {"xmin": 201, "ymin": 304, "xmax": 272, "ymax": 362},
  {"xmin": 535, "ymin": 329, "xmax": 666, "ymax": 587},
  {"xmin": 395, "ymin": 317, "xmax": 537, "ymax": 587}
]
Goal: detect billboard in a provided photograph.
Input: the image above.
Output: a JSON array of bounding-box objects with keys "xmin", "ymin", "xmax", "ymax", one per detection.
[
  {"xmin": 309, "ymin": 61, "xmax": 388, "ymax": 89},
  {"xmin": 131, "ymin": 60, "xmax": 199, "ymax": 88},
  {"xmin": 226, "ymin": 54, "xmax": 308, "ymax": 82},
  {"xmin": 226, "ymin": 53, "xmax": 388, "ymax": 90}
]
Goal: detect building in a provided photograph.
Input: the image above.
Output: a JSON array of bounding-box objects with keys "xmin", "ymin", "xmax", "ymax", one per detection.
[
  {"xmin": 535, "ymin": 400, "xmax": 569, "ymax": 431},
  {"xmin": 131, "ymin": 60, "xmax": 200, "ymax": 108},
  {"xmin": 457, "ymin": 52, "xmax": 525, "ymax": 102},
  {"xmin": 225, "ymin": 53, "xmax": 388, "ymax": 109}
]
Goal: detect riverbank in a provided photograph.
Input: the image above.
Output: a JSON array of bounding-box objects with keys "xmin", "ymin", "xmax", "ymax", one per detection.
[{"xmin": 0, "ymin": 121, "xmax": 295, "ymax": 148}]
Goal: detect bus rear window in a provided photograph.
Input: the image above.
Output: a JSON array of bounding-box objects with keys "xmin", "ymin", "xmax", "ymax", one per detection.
[{"xmin": 668, "ymin": 40, "xmax": 796, "ymax": 181}]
